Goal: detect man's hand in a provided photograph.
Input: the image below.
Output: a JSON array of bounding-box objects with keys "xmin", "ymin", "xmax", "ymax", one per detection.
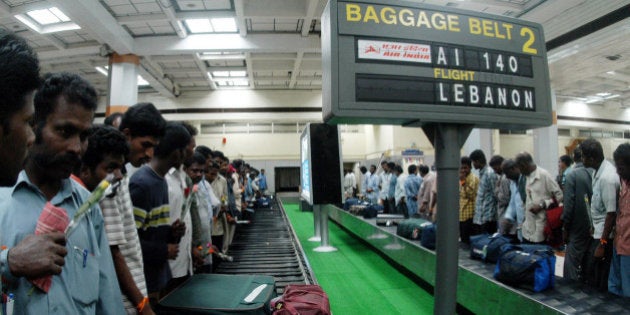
[
  {"xmin": 192, "ymin": 247, "xmax": 204, "ymax": 269},
  {"xmin": 8, "ymin": 233, "xmax": 67, "ymax": 278},
  {"xmin": 167, "ymin": 244, "xmax": 180, "ymax": 260},
  {"xmin": 529, "ymin": 204, "xmax": 543, "ymax": 214},
  {"xmin": 171, "ymin": 219, "xmax": 185, "ymax": 241},
  {"xmin": 594, "ymin": 244, "xmax": 606, "ymax": 259}
]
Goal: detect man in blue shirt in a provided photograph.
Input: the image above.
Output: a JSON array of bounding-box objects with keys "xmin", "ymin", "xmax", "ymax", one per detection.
[
  {"xmin": 502, "ymin": 159, "xmax": 525, "ymax": 242},
  {"xmin": 0, "ymin": 30, "xmax": 70, "ymax": 297},
  {"xmin": 0, "ymin": 73, "xmax": 124, "ymax": 314},
  {"xmin": 405, "ymin": 165, "xmax": 423, "ymax": 218},
  {"xmin": 258, "ymin": 169, "xmax": 268, "ymax": 195}
]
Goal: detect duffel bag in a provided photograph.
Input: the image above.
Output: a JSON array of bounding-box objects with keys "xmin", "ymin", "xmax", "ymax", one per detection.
[
  {"xmin": 470, "ymin": 234, "xmax": 491, "ymax": 260},
  {"xmin": 343, "ymin": 198, "xmax": 360, "ymax": 210},
  {"xmin": 494, "ymin": 244, "xmax": 555, "ymax": 292},
  {"xmin": 483, "ymin": 234, "xmax": 512, "ymax": 263},
  {"xmin": 396, "ymin": 218, "xmax": 430, "ymax": 240},
  {"xmin": 271, "ymin": 284, "xmax": 331, "ymax": 315},
  {"xmin": 362, "ymin": 204, "xmax": 383, "ymax": 219},
  {"xmin": 420, "ymin": 223, "xmax": 436, "ymax": 250}
]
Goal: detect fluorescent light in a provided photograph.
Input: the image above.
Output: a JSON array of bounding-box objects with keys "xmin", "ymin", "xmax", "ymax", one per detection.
[
  {"xmin": 604, "ymin": 94, "xmax": 620, "ymax": 100},
  {"xmin": 95, "ymin": 66, "xmax": 108, "ymax": 76},
  {"xmin": 607, "ymin": 71, "xmax": 616, "ymax": 75},
  {"xmin": 27, "ymin": 8, "xmax": 62, "ymax": 25},
  {"xmin": 14, "ymin": 15, "xmax": 41, "ymax": 32},
  {"xmin": 230, "ymin": 70, "xmax": 247, "ymax": 77},
  {"xmin": 585, "ymin": 98, "xmax": 601, "ymax": 104},
  {"xmin": 597, "ymin": 92, "xmax": 611, "ymax": 97},
  {"xmin": 232, "ymin": 79, "xmax": 249, "ymax": 86},
  {"xmin": 137, "ymin": 75, "xmax": 150, "ymax": 86},
  {"xmin": 212, "ymin": 71, "xmax": 229, "ymax": 77},
  {"xmin": 211, "ymin": 18, "xmax": 237, "ymax": 32},
  {"xmin": 185, "ymin": 19, "xmax": 213, "ymax": 33},
  {"xmin": 49, "ymin": 7, "xmax": 70, "ymax": 22}
]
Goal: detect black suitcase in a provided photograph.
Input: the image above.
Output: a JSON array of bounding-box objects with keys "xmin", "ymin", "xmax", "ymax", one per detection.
[{"xmin": 159, "ymin": 274, "xmax": 276, "ymax": 314}]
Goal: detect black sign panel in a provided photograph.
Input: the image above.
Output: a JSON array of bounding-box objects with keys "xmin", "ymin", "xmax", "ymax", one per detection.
[{"xmin": 322, "ymin": 0, "xmax": 552, "ymax": 129}]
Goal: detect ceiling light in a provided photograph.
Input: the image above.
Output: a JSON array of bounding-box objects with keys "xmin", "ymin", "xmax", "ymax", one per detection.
[
  {"xmin": 137, "ymin": 75, "xmax": 150, "ymax": 86},
  {"xmin": 95, "ymin": 66, "xmax": 108, "ymax": 76},
  {"xmin": 597, "ymin": 92, "xmax": 611, "ymax": 97},
  {"xmin": 604, "ymin": 94, "xmax": 620, "ymax": 100},
  {"xmin": 27, "ymin": 7, "xmax": 69, "ymax": 25},
  {"xmin": 211, "ymin": 18, "xmax": 237, "ymax": 32},
  {"xmin": 232, "ymin": 79, "xmax": 249, "ymax": 86},
  {"xmin": 585, "ymin": 98, "xmax": 601, "ymax": 104},
  {"xmin": 212, "ymin": 71, "xmax": 229, "ymax": 77},
  {"xmin": 607, "ymin": 71, "xmax": 616, "ymax": 75},
  {"xmin": 185, "ymin": 19, "xmax": 213, "ymax": 33},
  {"xmin": 230, "ymin": 70, "xmax": 247, "ymax": 77}
]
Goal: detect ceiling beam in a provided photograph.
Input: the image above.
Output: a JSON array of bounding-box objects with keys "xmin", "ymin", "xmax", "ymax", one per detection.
[
  {"xmin": 301, "ymin": 0, "xmax": 320, "ymax": 37},
  {"xmin": 49, "ymin": 0, "xmax": 134, "ymax": 54},
  {"xmin": 245, "ymin": 52, "xmax": 254, "ymax": 88},
  {"xmin": 134, "ymin": 33, "xmax": 320, "ymax": 55},
  {"xmin": 38, "ymin": 45, "xmax": 101, "ymax": 61},
  {"xmin": 157, "ymin": 0, "xmax": 187, "ymax": 39},
  {"xmin": 234, "ymin": 0, "xmax": 247, "ymax": 36},
  {"xmin": 139, "ymin": 58, "xmax": 176, "ymax": 98},
  {"xmin": 289, "ymin": 52, "xmax": 303, "ymax": 88},
  {"xmin": 193, "ymin": 54, "xmax": 217, "ymax": 90}
]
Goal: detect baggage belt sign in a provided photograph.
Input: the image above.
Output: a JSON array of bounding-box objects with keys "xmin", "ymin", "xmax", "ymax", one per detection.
[{"xmin": 322, "ymin": 0, "xmax": 552, "ymax": 129}]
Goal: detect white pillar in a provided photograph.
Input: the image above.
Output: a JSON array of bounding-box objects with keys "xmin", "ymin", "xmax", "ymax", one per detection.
[
  {"xmin": 463, "ymin": 128, "xmax": 493, "ymax": 157},
  {"xmin": 106, "ymin": 53, "xmax": 139, "ymax": 115},
  {"xmin": 533, "ymin": 90, "xmax": 559, "ymax": 175}
]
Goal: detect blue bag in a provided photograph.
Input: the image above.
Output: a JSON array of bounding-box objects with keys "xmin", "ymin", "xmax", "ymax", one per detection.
[
  {"xmin": 362, "ymin": 204, "xmax": 383, "ymax": 219},
  {"xmin": 343, "ymin": 198, "xmax": 360, "ymax": 210},
  {"xmin": 494, "ymin": 244, "xmax": 555, "ymax": 292},
  {"xmin": 470, "ymin": 234, "xmax": 491, "ymax": 260},
  {"xmin": 483, "ymin": 235, "xmax": 512, "ymax": 263},
  {"xmin": 420, "ymin": 224, "xmax": 436, "ymax": 250}
]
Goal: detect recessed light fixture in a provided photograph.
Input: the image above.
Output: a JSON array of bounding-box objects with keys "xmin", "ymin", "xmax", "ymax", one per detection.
[
  {"xmin": 15, "ymin": 7, "xmax": 79, "ymax": 34},
  {"xmin": 607, "ymin": 71, "xmax": 616, "ymax": 75},
  {"xmin": 185, "ymin": 17, "xmax": 237, "ymax": 33}
]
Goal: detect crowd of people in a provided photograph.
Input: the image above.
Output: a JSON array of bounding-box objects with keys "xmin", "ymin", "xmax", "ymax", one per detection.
[{"xmin": 0, "ymin": 29, "xmax": 269, "ymax": 314}]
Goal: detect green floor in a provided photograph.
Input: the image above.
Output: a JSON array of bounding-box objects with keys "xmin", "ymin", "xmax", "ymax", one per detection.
[{"xmin": 283, "ymin": 203, "xmax": 434, "ymax": 314}]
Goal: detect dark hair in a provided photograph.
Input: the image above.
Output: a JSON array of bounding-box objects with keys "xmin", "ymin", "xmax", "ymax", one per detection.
[
  {"xmin": 573, "ymin": 147, "xmax": 583, "ymax": 162},
  {"xmin": 181, "ymin": 121, "xmax": 198, "ymax": 137},
  {"xmin": 232, "ymin": 159, "xmax": 244, "ymax": 169},
  {"xmin": 212, "ymin": 149, "xmax": 225, "ymax": 160},
  {"xmin": 154, "ymin": 122, "xmax": 191, "ymax": 158},
  {"xmin": 469, "ymin": 149, "xmax": 486, "ymax": 164},
  {"xmin": 208, "ymin": 161, "xmax": 220, "ymax": 170},
  {"xmin": 119, "ymin": 102, "xmax": 166, "ymax": 138},
  {"xmin": 419, "ymin": 165, "xmax": 429, "ymax": 175},
  {"xmin": 580, "ymin": 138, "xmax": 604, "ymax": 161},
  {"xmin": 381, "ymin": 160, "xmax": 388, "ymax": 165},
  {"xmin": 387, "ymin": 162, "xmax": 395, "ymax": 169},
  {"xmin": 34, "ymin": 72, "xmax": 97, "ymax": 129},
  {"xmin": 501, "ymin": 159, "xmax": 517, "ymax": 173},
  {"xmin": 395, "ymin": 165, "xmax": 403, "ymax": 174},
  {"xmin": 613, "ymin": 143, "xmax": 630, "ymax": 166},
  {"xmin": 460, "ymin": 156, "xmax": 472, "ymax": 167},
  {"xmin": 559, "ymin": 154, "xmax": 573, "ymax": 167},
  {"xmin": 370, "ymin": 164, "xmax": 376, "ymax": 170},
  {"xmin": 0, "ymin": 29, "xmax": 40, "ymax": 133},
  {"xmin": 195, "ymin": 145, "xmax": 213, "ymax": 159},
  {"xmin": 184, "ymin": 151, "xmax": 206, "ymax": 168},
  {"xmin": 359, "ymin": 166, "xmax": 367, "ymax": 173},
  {"xmin": 103, "ymin": 112, "xmax": 123, "ymax": 126},
  {"xmin": 489, "ymin": 155, "xmax": 504, "ymax": 167},
  {"xmin": 82, "ymin": 125, "xmax": 129, "ymax": 170},
  {"xmin": 515, "ymin": 152, "xmax": 534, "ymax": 166},
  {"xmin": 408, "ymin": 164, "xmax": 417, "ymax": 174}
]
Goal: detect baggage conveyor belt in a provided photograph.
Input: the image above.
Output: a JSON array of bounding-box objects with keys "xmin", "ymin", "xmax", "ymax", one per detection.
[{"xmin": 214, "ymin": 198, "xmax": 315, "ymax": 294}]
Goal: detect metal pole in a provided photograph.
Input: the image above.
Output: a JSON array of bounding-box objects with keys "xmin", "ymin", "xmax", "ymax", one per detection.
[
  {"xmin": 314, "ymin": 205, "xmax": 337, "ymax": 252},
  {"xmin": 430, "ymin": 123, "xmax": 471, "ymax": 315},
  {"xmin": 308, "ymin": 203, "xmax": 321, "ymax": 242}
]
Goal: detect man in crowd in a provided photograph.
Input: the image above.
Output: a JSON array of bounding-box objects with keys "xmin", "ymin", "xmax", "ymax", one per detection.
[
  {"xmin": 0, "ymin": 72, "xmax": 124, "ymax": 313},
  {"xmin": 258, "ymin": 169, "xmax": 268, "ymax": 195},
  {"xmin": 515, "ymin": 152, "xmax": 563, "ymax": 244},
  {"xmin": 502, "ymin": 159, "xmax": 524, "ymax": 241},
  {"xmin": 582, "ymin": 139, "xmax": 619, "ymax": 290},
  {"xmin": 359, "ymin": 166, "xmax": 369, "ymax": 198},
  {"xmin": 471, "ymin": 149, "xmax": 498, "ymax": 235},
  {"xmin": 418, "ymin": 165, "xmax": 436, "ymax": 219},
  {"xmin": 558, "ymin": 154, "xmax": 573, "ymax": 190},
  {"xmin": 379, "ymin": 161, "xmax": 392, "ymax": 212},
  {"xmin": 185, "ymin": 152, "xmax": 212, "ymax": 273},
  {"xmin": 394, "ymin": 165, "xmax": 407, "ymax": 216},
  {"xmin": 0, "ymin": 30, "xmax": 72, "ymax": 301},
  {"xmin": 102, "ymin": 102, "xmax": 165, "ymax": 314},
  {"xmin": 405, "ymin": 164, "xmax": 422, "ymax": 217},
  {"xmin": 561, "ymin": 147, "xmax": 592, "ymax": 283},
  {"xmin": 130, "ymin": 122, "xmax": 187, "ymax": 299},
  {"xmin": 366, "ymin": 165, "xmax": 380, "ymax": 204},
  {"xmin": 610, "ymin": 143, "xmax": 630, "ymax": 297},
  {"xmin": 491, "ymin": 155, "xmax": 510, "ymax": 234},
  {"xmin": 459, "ymin": 156, "xmax": 479, "ymax": 245}
]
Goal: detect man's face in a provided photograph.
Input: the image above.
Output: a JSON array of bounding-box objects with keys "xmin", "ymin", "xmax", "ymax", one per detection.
[
  {"xmin": 472, "ymin": 160, "xmax": 482, "ymax": 170},
  {"xmin": 381, "ymin": 164, "xmax": 388, "ymax": 172},
  {"xmin": 505, "ymin": 166, "xmax": 520, "ymax": 181},
  {"xmin": 81, "ymin": 154, "xmax": 125, "ymax": 191},
  {"xmin": 558, "ymin": 159, "xmax": 567, "ymax": 171},
  {"xmin": 491, "ymin": 164, "xmax": 502, "ymax": 175},
  {"xmin": 615, "ymin": 158, "xmax": 630, "ymax": 181},
  {"xmin": 0, "ymin": 91, "xmax": 35, "ymax": 186},
  {"xmin": 516, "ymin": 161, "xmax": 531, "ymax": 176},
  {"xmin": 370, "ymin": 166, "xmax": 376, "ymax": 173},
  {"xmin": 460, "ymin": 164, "xmax": 471, "ymax": 177},
  {"xmin": 185, "ymin": 137, "xmax": 196, "ymax": 161},
  {"xmin": 30, "ymin": 98, "xmax": 93, "ymax": 180},
  {"xmin": 216, "ymin": 157, "xmax": 228, "ymax": 174},
  {"xmin": 206, "ymin": 168, "xmax": 219, "ymax": 183},
  {"xmin": 186, "ymin": 161, "xmax": 205, "ymax": 184},
  {"xmin": 126, "ymin": 134, "xmax": 158, "ymax": 167}
]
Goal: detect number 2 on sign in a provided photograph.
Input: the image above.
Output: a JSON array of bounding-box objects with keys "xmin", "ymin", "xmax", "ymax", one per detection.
[{"xmin": 520, "ymin": 27, "xmax": 537, "ymax": 54}]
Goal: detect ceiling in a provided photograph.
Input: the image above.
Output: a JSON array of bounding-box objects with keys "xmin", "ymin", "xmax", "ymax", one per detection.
[{"xmin": 0, "ymin": 0, "xmax": 629, "ymax": 108}]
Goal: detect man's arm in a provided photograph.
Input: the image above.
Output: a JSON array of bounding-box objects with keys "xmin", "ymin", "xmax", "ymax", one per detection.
[
  {"xmin": 2, "ymin": 233, "xmax": 67, "ymax": 280},
  {"xmin": 561, "ymin": 172, "xmax": 577, "ymax": 242},
  {"xmin": 93, "ymin": 207, "xmax": 126, "ymax": 314},
  {"xmin": 111, "ymin": 245, "xmax": 154, "ymax": 315}
]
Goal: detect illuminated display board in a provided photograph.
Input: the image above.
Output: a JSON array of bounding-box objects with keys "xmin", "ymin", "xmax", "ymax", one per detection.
[
  {"xmin": 300, "ymin": 123, "xmax": 343, "ymax": 206},
  {"xmin": 322, "ymin": 0, "xmax": 552, "ymax": 129}
]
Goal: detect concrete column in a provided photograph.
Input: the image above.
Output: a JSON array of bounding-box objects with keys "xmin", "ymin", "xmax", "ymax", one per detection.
[
  {"xmin": 533, "ymin": 90, "xmax": 559, "ymax": 175},
  {"xmin": 106, "ymin": 53, "xmax": 139, "ymax": 115},
  {"xmin": 463, "ymin": 128, "xmax": 493, "ymax": 157}
]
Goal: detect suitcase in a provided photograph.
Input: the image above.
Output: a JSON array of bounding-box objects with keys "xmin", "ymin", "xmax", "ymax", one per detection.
[
  {"xmin": 420, "ymin": 223, "xmax": 436, "ymax": 250},
  {"xmin": 343, "ymin": 198, "xmax": 360, "ymax": 210},
  {"xmin": 256, "ymin": 197, "xmax": 270, "ymax": 208},
  {"xmin": 349, "ymin": 204, "xmax": 367, "ymax": 216},
  {"xmin": 159, "ymin": 274, "xmax": 276, "ymax": 314},
  {"xmin": 362, "ymin": 204, "xmax": 383, "ymax": 219},
  {"xmin": 396, "ymin": 218, "xmax": 431, "ymax": 240},
  {"xmin": 376, "ymin": 214, "xmax": 405, "ymax": 226}
]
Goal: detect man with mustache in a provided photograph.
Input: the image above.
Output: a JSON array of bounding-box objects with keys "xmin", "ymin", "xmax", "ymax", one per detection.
[{"xmin": 0, "ymin": 72, "xmax": 124, "ymax": 314}]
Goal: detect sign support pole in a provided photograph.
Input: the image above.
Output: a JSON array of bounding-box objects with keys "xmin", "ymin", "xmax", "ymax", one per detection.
[
  {"xmin": 309, "ymin": 204, "xmax": 322, "ymax": 242},
  {"xmin": 422, "ymin": 123, "xmax": 473, "ymax": 315},
  {"xmin": 314, "ymin": 204, "xmax": 338, "ymax": 252}
]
